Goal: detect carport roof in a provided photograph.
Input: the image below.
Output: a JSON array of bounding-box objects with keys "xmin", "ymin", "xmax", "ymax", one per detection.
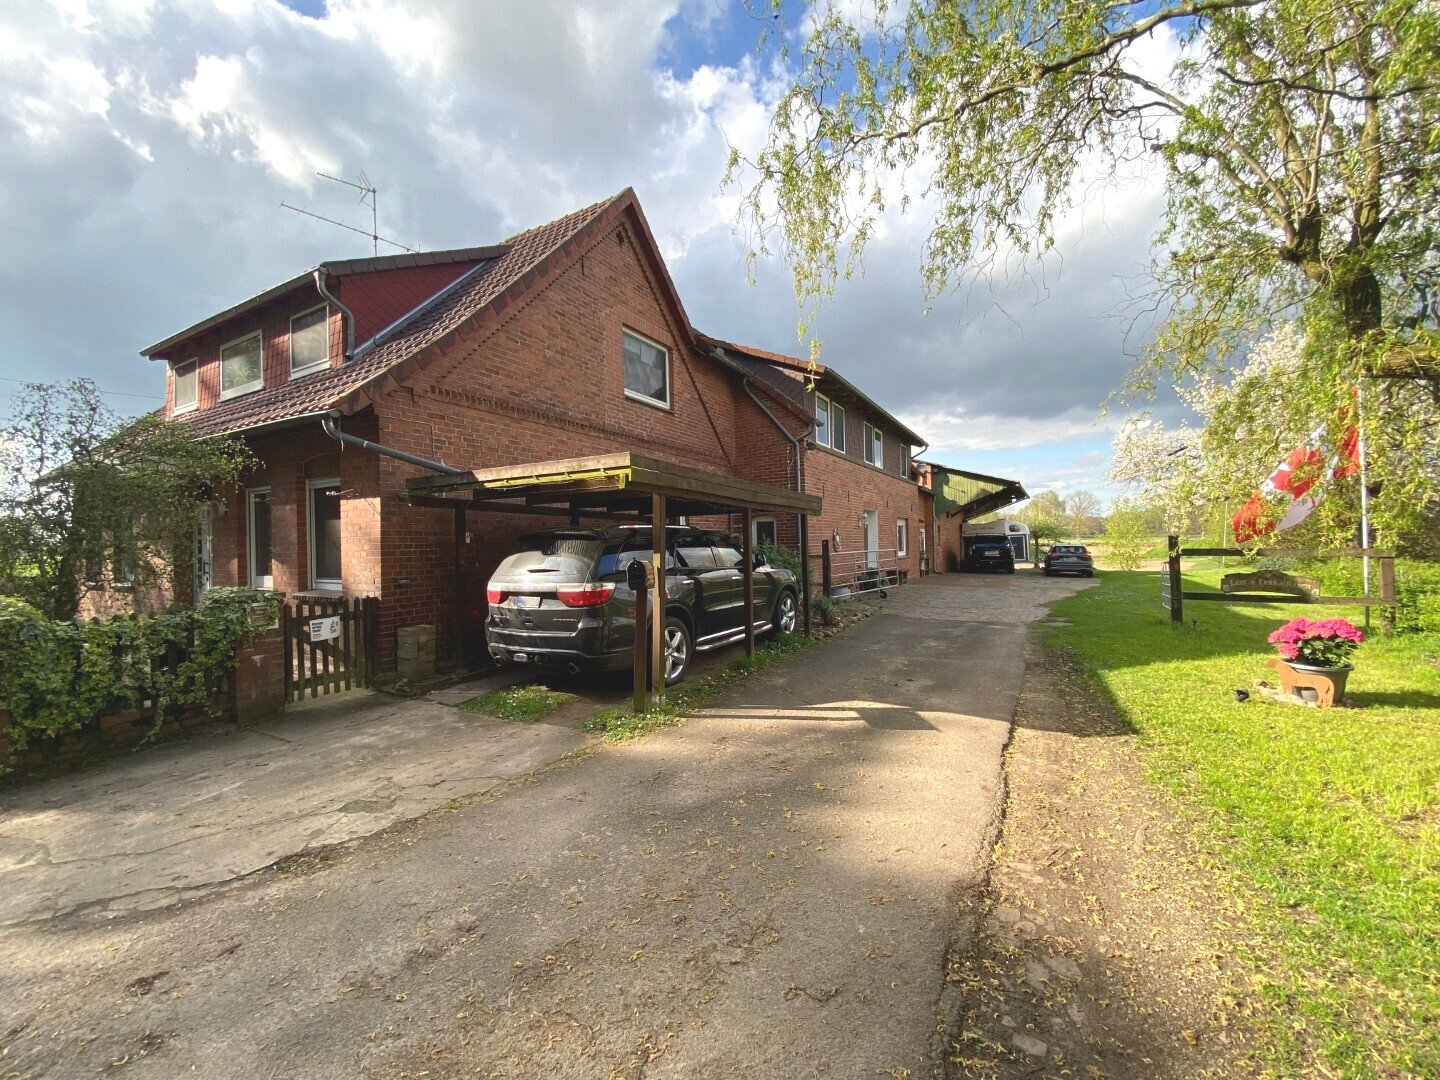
[
  {"xmin": 922, "ymin": 461, "xmax": 1028, "ymax": 519},
  {"xmin": 405, "ymin": 451, "xmax": 822, "ymax": 518}
]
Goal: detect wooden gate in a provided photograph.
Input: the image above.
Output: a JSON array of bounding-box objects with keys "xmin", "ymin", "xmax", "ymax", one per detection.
[{"xmin": 282, "ymin": 596, "xmax": 379, "ymax": 701}]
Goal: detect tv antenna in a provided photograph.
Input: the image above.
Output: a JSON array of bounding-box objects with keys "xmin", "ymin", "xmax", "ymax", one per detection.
[{"xmin": 281, "ymin": 170, "xmax": 418, "ymax": 255}]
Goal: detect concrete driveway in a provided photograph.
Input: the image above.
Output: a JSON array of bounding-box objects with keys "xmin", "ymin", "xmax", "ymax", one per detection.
[
  {"xmin": 0, "ymin": 571, "xmax": 1093, "ymax": 1079},
  {"xmin": 0, "ymin": 688, "xmax": 587, "ymax": 927}
]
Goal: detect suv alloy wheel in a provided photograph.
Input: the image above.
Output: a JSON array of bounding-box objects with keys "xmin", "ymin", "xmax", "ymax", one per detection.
[
  {"xmin": 774, "ymin": 590, "xmax": 798, "ymax": 633},
  {"xmin": 662, "ymin": 616, "xmax": 691, "ymax": 685}
]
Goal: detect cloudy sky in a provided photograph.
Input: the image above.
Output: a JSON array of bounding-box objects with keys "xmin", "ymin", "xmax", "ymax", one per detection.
[{"xmin": 0, "ymin": 0, "xmax": 1179, "ymax": 507}]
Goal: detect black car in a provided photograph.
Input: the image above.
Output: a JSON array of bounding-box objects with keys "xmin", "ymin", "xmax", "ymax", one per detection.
[
  {"xmin": 484, "ymin": 526, "xmax": 800, "ymax": 685},
  {"xmin": 961, "ymin": 533, "xmax": 1017, "ymax": 573},
  {"xmin": 1043, "ymin": 543, "xmax": 1094, "ymax": 577}
]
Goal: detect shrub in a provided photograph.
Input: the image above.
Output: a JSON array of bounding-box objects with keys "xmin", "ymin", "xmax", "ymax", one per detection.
[{"xmin": 0, "ymin": 588, "xmax": 278, "ymax": 763}]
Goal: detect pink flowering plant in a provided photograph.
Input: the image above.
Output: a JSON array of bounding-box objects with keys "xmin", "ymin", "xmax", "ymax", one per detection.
[{"xmin": 1267, "ymin": 617, "xmax": 1364, "ymax": 667}]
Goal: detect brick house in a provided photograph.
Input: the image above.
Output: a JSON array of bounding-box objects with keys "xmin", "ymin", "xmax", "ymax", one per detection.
[
  {"xmin": 696, "ymin": 336, "xmax": 934, "ymax": 586},
  {"xmin": 137, "ymin": 189, "xmax": 813, "ymax": 675}
]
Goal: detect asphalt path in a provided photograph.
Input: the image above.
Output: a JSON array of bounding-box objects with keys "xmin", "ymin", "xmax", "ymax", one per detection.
[{"xmin": 0, "ymin": 571, "xmax": 1092, "ymax": 1079}]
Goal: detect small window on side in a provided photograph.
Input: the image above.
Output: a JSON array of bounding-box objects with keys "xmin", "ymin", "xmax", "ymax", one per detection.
[
  {"xmin": 173, "ymin": 361, "xmax": 197, "ymax": 413},
  {"xmin": 831, "ymin": 403, "xmax": 847, "ymax": 453},
  {"xmin": 290, "ymin": 307, "xmax": 329, "ymax": 377},
  {"xmin": 623, "ymin": 329, "xmax": 670, "ymax": 408},
  {"xmin": 249, "ymin": 488, "xmax": 273, "ymax": 588},
  {"xmin": 897, "ymin": 519, "xmax": 908, "ymax": 557},
  {"xmin": 815, "ymin": 394, "xmax": 831, "ymax": 447},
  {"xmin": 864, "ymin": 423, "xmax": 883, "ymax": 466}
]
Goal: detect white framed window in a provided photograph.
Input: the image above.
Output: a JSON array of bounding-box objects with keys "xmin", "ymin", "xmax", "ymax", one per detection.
[
  {"xmin": 753, "ymin": 517, "xmax": 778, "ymax": 548},
  {"xmin": 220, "ymin": 331, "xmax": 263, "ymax": 400},
  {"xmin": 622, "ymin": 328, "xmax": 670, "ymax": 408},
  {"xmin": 307, "ymin": 477, "xmax": 342, "ymax": 591},
  {"xmin": 864, "ymin": 422, "xmax": 883, "ymax": 467},
  {"xmin": 248, "ymin": 488, "xmax": 273, "ymax": 589},
  {"xmin": 172, "ymin": 360, "xmax": 197, "ymax": 414},
  {"xmin": 897, "ymin": 519, "xmax": 908, "ymax": 557},
  {"xmin": 289, "ymin": 306, "xmax": 330, "ymax": 378},
  {"xmin": 815, "ymin": 394, "xmax": 847, "ymax": 453}
]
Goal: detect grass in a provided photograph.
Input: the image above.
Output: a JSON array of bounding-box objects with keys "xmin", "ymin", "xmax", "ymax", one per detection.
[
  {"xmin": 459, "ymin": 684, "xmax": 575, "ymax": 723},
  {"xmin": 1046, "ymin": 570, "xmax": 1440, "ymax": 1077},
  {"xmin": 581, "ymin": 631, "xmax": 815, "ymax": 742}
]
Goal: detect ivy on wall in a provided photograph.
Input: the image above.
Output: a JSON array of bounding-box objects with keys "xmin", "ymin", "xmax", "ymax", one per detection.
[{"xmin": 0, "ymin": 588, "xmax": 280, "ymax": 766}]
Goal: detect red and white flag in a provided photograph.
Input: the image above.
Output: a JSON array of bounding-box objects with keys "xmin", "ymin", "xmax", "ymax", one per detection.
[{"xmin": 1231, "ymin": 423, "xmax": 1361, "ymax": 544}]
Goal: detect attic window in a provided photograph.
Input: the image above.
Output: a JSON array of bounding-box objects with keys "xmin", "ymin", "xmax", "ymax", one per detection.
[
  {"xmin": 864, "ymin": 422, "xmax": 883, "ymax": 467},
  {"xmin": 290, "ymin": 306, "xmax": 329, "ymax": 378},
  {"xmin": 220, "ymin": 332, "xmax": 263, "ymax": 400},
  {"xmin": 623, "ymin": 329, "xmax": 670, "ymax": 408},
  {"xmin": 172, "ymin": 361, "xmax": 197, "ymax": 414}
]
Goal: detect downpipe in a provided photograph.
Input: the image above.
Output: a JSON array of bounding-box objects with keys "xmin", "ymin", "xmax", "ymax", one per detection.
[{"xmin": 321, "ymin": 413, "xmax": 466, "ymax": 476}]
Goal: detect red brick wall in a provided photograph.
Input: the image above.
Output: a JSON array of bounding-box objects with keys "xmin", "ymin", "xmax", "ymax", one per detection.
[
  {"xmin": 208, "ymin": 414, "xmax": 381, "ymax": 599},
  {"xmin": 363, "ymin": 214, "xmax": 790, "ymax": 673},
  {"xmin": 336, "ymin": 262, "xmax": 478, "ymax": 346},
  {"xmin": 803, "ymin": 444, "xmax": 926, "ymax": 586}
]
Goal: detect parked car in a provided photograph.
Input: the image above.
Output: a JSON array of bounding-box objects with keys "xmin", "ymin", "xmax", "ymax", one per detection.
[
  {"xmin": 1043, "ymin": 543, "xmax": 1095, "ymax": 577},
  {"xmin": 484, "ymin": 526, "xmax": 800, "ymax": 685},
  {"xmin": 960, "ymin": 532, "xmax": 1017, "ymax": 573}
]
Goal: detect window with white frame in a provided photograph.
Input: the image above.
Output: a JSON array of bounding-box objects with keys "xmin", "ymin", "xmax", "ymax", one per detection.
[
  {"xmin": 248, "ymin": 488, "xmax": 273, "ymax": 589},
  {"xmin": 864, "ymin": 422, "xmax": 883, "ymax": 466},
  {"xmin": 622, "ymin": 329, "xmax": 670, "ymax": 407},
  {"xmin": 220, "ymin": 332, "xmax": 263, "ymax": 400},
  {"xmin": 815, "ymin": 394, "xmax": 847, "ymax": 452},
  {"xmin": 172, "ymin": 360, "xmax": 197, "ymax": 413},
  {"xmin": 308, "ymin": 478, "xmax": 342, "ymax": 591},
  {"xmin": 897, "ymin": 518, "xmax": 908, "ymax": 557},
  {"xmin": 289, "ymin": 306, "xmax": 329, "ymax": 378},
  {"xmin": 753, "ymin": 517, "xmax": 778, "ymax": 548}
]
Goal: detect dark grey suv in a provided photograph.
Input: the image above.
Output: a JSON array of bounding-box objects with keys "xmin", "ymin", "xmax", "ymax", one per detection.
[{"xmin": 485, "ymin": 526, "xmax": 800, "ymax": 685}]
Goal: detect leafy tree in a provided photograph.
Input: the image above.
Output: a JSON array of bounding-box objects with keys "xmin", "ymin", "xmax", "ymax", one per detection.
[
  {"xmin": 1103, "ymin": 501, "xmax": 1153, "ymax": 570},
  {"xmin": 1065, "ymin": 490, "xmax": 1103, "ymax": 538},
  {"xmin": 0, "ymin": 380, "xmax": 255, "ymax": 620},
  {"xmin": 735, "ymin": 0, "xmax": 1440, "ymax": 543}
]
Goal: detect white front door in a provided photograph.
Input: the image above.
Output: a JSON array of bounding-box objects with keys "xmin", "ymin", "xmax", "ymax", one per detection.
[
  {"xmin": 861, "ymin": 509, "xmax": 879, "ymax": 569},
  {"xmin": 194, "ymin": 505, "xmax": 213, "ymax": 599}
]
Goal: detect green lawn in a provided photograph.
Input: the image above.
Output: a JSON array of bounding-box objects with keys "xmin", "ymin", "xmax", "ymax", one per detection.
[{"xmin": 1047, "ymin": 571, "xmax": 1440, "ymax": 1078}]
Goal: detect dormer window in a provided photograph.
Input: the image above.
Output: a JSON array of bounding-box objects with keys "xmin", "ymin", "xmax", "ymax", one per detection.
[
  {"xmin": 220, "ymin": 332, "xmax": 263, "ymax": 400},
  {"xmin": 290, "ymin": 306, "xmax": 330, "ymax": 379},
  {"xmin": 172, "ymin": 360, "xmax": 197, "ymax": 414}
]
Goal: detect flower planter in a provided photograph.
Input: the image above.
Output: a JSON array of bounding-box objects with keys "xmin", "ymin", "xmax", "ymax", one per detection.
[{"xmin": 1267, "ymin": 660, "xmax": 1353, "ymax": 706}]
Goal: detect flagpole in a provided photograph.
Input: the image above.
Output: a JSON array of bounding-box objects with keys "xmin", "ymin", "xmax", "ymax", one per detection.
[{"xmin": 1357, "ymin": 381, "xmax": 1372, "ymax": 632}]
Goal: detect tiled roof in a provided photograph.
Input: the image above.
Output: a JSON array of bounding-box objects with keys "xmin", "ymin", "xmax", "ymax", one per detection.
[
  {"xmin": 176, "ymin": 192, "xmax": 628, "ymax": 439},
  {"xmin": 696, "ymin": 332, "xmax": 928, "ymax": 448}
]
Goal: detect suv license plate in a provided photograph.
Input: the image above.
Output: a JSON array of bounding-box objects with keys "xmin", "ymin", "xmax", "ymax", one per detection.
[{"xmin": 511, "ymin": 652, "xmax": 529, "ymax": 663}]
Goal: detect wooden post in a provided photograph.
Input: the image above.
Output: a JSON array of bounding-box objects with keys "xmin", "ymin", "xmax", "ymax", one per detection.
[
  {"xmin": 821, "ymin": 539, "xmax": 833, "ymax": 598},
  {"xmin": 742, "ymin": 507, "xmax": 755, "ymax": 657},
  {"xmin": 799, "ymin": 514, "xmax": 812, "ymax": 636},
  {"xmin": 1380, "ymin": 554, "xmax": 1397, "ymax": 637},
  {"xmin": 632, "ymin": 577, "xmax": 649, "ymax": 713},
  {"xmin": 649, "ymin": 493, "xmax": 666, "ymax": 706},
  {"xmin": 1167, "ymin": 535, "xmax": 1183, "ymax": 625},
  {"xmin": 454, "ymin": 503, "xmax": 468, "ymax": 671}
]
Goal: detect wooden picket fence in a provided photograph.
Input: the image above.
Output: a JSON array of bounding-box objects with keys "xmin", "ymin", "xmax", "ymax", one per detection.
[{"xmin": 281, "ymin": 596, "xmax": 379, "ymax": 701}]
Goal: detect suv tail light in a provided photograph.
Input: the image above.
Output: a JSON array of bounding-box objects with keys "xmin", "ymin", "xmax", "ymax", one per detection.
[
  {"xmin": 485, "ymin": 587, "xmax": 507, "ymax": 604},
  {"xmin": 556, "ymin": 583, "xmax": 616, "ymax": 608}
]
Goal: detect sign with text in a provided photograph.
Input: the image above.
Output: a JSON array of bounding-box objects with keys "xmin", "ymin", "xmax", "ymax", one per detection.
[
  {"xmin": 308, "ymin": 615, "xmax": 342, "ymax": 642},
  {"xmin": 1220, "ymin": 571, "xmax": 1320, "ymax": 601}
]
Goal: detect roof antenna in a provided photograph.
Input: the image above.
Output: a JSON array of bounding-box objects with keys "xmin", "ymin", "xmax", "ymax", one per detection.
[{"xmin": 281, "ymin": 171, "xmax": 419, "ymax": 255}]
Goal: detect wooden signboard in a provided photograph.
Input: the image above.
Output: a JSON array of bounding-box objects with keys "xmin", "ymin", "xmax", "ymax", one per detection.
[{"xmin": 1220, "ymin": 570, "xmax": 1320, "ymax": 601}]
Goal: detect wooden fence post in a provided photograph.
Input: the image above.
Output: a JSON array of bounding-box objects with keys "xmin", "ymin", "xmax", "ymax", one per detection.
[
  {"xmin": 1167, "ymin": 535, "xmax": 1183, "ymax": 625},
  {"xmin": 821, "ymin": 539, "xmax": 832, "ymax": 599}
]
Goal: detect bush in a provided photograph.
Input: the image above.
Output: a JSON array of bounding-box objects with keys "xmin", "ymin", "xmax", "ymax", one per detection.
[
  {"xmin": 758, "ymin": 539, "xmax": 801, "ymax": 577},
  {"xmin": 1290, "ymin": 557, "xmax": 1440, "ymax": 635},
  {"xmin": 0, "ymin": 588, "xmax": 278, "ymax": 763}
]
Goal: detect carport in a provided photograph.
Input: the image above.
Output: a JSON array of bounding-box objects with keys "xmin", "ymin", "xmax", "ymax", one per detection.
[{"xmin": 404, "ymin": 452, "xmax": 821, "ymax": 708}]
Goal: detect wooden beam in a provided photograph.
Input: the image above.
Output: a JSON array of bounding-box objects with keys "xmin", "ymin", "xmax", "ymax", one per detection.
[
  {"xmin": 650, "ymin": 493, "xmax": 666, "ymax": 707},
  {"xmin": 453, "ymin": 504, "xmax": 467, "ymax": 670},
  {"xmin": 742, "ymin": 507, "xmax": 755, "ymax": 657}
]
